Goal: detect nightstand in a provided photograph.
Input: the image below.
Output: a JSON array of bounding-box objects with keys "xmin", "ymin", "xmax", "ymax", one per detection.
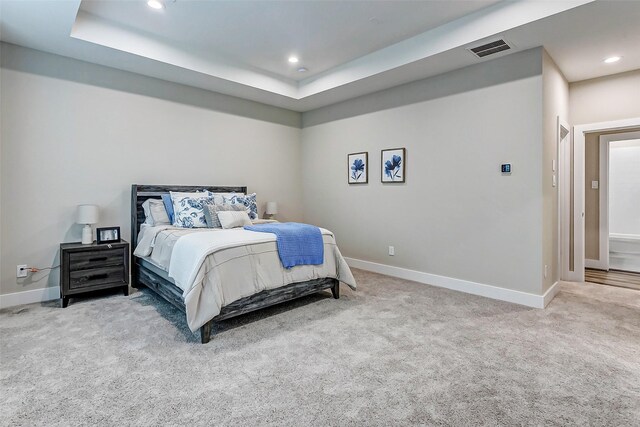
[{"xmin": 59, "ymin": 240, "xmax": 130, "ymax": 308}]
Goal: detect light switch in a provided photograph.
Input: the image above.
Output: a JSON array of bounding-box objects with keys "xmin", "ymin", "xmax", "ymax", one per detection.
[
  {"xmin": 552, "ymin": 175, "xmax": 556, "ymax": 187},
  {"xmin": 552, "ymin": 160, "xmax": 556, "ymax": 172},
  {"xmin": 592, "ymin": 181, "xmax": 599, "ymax": 189}
]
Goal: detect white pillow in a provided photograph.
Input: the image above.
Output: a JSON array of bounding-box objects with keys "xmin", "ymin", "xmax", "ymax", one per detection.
[
  {"xmin": 142, "ymin": 199, "xmax": 171, "ymax": 226},
  {"xmin": 217, "ymin": 210, "xmax": 252, "ymax": 229},
  {"xmin": 170, "ymin": 191, "xmax": 212, "ymax": 228}
]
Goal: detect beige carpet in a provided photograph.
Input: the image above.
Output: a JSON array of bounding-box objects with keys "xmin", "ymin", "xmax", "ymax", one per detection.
[{"xmin": 1, "ymin": 269, "xmax": 639, "ymax": 426}]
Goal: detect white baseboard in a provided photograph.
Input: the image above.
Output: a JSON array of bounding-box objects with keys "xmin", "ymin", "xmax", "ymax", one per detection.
[
  {"xmin": 544, "ymin": 281, "xmax": 560, "ymax": 307},
  {"xmin": 344, "ymin": 257, "xmax": 559, "ymax": 309},
  {"xmin": 0, "ymin": 286, "xmax": 59, "ymax": 309},
  {"xmin": 585, "ymin": 258, "xmax": 608, "ymax": 270}
]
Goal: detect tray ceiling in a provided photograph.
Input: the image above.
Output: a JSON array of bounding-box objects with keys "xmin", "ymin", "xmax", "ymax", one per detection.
[{"xmin": 1, "ymin": 0, "xmax": 639, "ymax": 111}]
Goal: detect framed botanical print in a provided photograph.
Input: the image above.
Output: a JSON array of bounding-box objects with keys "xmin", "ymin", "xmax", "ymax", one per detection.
[
  {"xmin": 348, "ymin": 152, "xmax": 368, "ymax": 184},
  {"xmin": 381, "ymin": 148, "xmax": 406, "ymax": 183}
]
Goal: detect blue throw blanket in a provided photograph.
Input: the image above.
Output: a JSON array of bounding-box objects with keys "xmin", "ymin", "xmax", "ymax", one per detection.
[{"xmin": 244, "ymin": 222, "xmax": 324, "ymax": 269}]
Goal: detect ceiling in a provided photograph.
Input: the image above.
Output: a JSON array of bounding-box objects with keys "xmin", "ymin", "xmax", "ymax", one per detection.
[
  {"xmin": 78, "ymin": 0, "xmax": 502, "ymax": 82},
  {"xmin": 1, "ymin": 0, "xmax": 639, "ymax": 112}
]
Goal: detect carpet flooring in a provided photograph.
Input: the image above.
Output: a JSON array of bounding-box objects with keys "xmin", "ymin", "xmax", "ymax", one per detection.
[{"xmin": 1, "ymin": 269, "xmax": 639, "ymax": 426}]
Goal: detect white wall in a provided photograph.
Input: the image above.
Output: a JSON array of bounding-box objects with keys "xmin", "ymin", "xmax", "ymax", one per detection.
[
  {"xmin": 1, "ymin": 42, "xmax": 574, "ymax": 304},
  {"xmin": 0, "ymin": 43, "xmax": 302, "ymax": 296},
  {"xmin": 570, "ymin": 69, "xmax": 640, "ymax": 125},
  {"xmin": 609, "ymin": 139, "xmax": 640, "ymax": 236},
  {"xmin": 0, "ymin": 44, "xmax": 3, "ymax": 299},
  {"xmin": 301, "ymin": 49, "xmax": 546, "ymax": 295},
  {"xmin": 542, "ymin": 51, "xmax": 568, "ymax": 290}
]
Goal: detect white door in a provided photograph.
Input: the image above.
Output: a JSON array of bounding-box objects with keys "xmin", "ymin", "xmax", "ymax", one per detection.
[{"xmin": 600, "ymin": 130, "xmax": 640, "ymax": 272}]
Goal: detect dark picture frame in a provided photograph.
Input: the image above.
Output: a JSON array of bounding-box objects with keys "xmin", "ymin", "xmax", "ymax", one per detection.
[
  {"xmin": 381, "ymin": 147, "xmax": 406, "ymax": 183},
  {"xmin": 348, "ymin": 152, "xmax": 368, "ymax": 184},
  {"xmin": 96, "ymin": 226, "xmax": 121, "ymax": 244}
]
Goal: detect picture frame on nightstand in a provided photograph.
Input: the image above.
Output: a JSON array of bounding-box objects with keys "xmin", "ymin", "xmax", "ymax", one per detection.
[{"xmin": 96, "ymin": 226, "xmax": 121, "ymax": 244}]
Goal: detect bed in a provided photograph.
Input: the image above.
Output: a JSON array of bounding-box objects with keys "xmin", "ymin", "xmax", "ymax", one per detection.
[{"xmin": 130, "ymin": 184, "xmax": 356, "ymax": 343}]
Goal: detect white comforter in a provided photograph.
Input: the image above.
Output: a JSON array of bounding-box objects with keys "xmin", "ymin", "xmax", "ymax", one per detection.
[{"xmin": 134, "ymin": 225, "xmax": 357, "ymax": 332}]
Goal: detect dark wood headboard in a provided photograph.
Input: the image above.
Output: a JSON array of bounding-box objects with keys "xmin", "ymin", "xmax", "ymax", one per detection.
[{"xmin": 130, "ymin": 184, "xmax": 248, "ymax": 250}]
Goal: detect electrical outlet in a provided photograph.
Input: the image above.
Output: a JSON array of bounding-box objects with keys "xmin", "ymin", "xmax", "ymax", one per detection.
[
  {"xmin": 17, "ymin": 264, "xmax": 28, "ymax": 278},
  {"xmin": 388, "ymin": 246, "xmax": 395, "ymax": 256}
]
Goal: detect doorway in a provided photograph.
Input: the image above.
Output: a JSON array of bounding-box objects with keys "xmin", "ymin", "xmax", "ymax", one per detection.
[
  {"xmin": 597, "ymin": 131, "xmax": 640, "ymax": 273},
  {"xmin": 572, "ymin": 117, "xmax": 640, "ymax": 284}
]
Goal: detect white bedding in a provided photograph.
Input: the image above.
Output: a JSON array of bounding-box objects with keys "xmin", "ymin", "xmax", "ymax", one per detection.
[
  {"xmin": 134, "ymin": 224, "xmax": 357, "ymax": 332},
  {"xmin": 133, "ymin": 220, "xmax": 280, "ymax": 270}
]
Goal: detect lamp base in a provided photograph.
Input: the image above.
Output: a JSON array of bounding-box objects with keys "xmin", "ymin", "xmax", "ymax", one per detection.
[{"xmin": 81, "ymin": 224, "xmax": 93, "ymax": 244}]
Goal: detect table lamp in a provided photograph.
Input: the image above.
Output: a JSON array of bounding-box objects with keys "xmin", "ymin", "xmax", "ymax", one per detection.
[
  {"xmin": 77, "ymin": 204, "xmax": 99, "ymax": 244},
  {"xmin": 265, "ymin": 202, "xmax": 278, "ymax": 219}
]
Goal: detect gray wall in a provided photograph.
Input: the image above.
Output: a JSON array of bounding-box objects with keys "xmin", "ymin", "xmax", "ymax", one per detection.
[
  {"xmin": 0, "ymin": 43, "xmax": 302, "ymax": 296},
  {"xmin": 569, "ymin": 69, "xmax": 640, "ymax": 126},
  {"xmin": 301, "ymin": 49, "xmax": 546, "ymax": 295},
  {"xmin": 542, "ymin": 51, "xmax": 568, "ymax": 291},
  {"xmin": 0, "ymin": 42, "xmax": 589, "ymax": 300}
]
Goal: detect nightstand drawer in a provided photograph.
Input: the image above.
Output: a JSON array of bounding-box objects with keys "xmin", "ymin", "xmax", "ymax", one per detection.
[
  {"xmin": 69, "ymin": 266, "xmax": 126, "ymax": 290},
  {"xmin": 60, "ymin": 240, "xmax": 130, "ymax": 306},
  {"xmin": 69, "ymin": 248, "xmax": 124, "ymax": 271}
]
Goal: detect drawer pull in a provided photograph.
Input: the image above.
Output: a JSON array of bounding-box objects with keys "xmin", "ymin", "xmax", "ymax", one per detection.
[
  {"xmin": 89, "ymin": 256, "xmax": 109, "ymax": 262},
  {"xmin": 86, "ymin": 273, "xmax": 109, "ymax": 281}
]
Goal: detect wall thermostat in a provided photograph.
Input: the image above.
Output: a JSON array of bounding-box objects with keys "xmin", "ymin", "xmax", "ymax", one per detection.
[{"xmin": 501, "ymin": 163, "xmax": 512, "ymax": 174}]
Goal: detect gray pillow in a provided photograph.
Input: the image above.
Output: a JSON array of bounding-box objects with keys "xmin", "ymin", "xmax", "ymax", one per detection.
[
  {"xmin": 142, "ymin": 198, "xmax": 171, "ymax": 226},
  {"xmin": 203, "ymin": 203, "xmax": 246, "ymax": 228}
]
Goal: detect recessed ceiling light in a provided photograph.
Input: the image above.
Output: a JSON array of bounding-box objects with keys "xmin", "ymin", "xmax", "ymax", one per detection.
[
  {"xmin": 288, "ymin": 56, "xmax": 299, "ymax": 64},
  {"xmin": 297, "ymin": 67, "xmax": 308, "ymax": 73},
  {"xmin": 147, "ymin": 0, "xmax": 164, "ymax": 10},
  {"xmin": 604, "ymin": 56, "xmax": 621, "ymax": 64}
]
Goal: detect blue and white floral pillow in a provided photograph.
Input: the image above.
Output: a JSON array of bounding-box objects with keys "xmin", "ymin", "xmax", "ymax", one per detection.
[
  {"xmin": 209, "ymin": 192, "xmax": 244, "ymax": 205},
  {"xmin": 221, "ymin": 192, "xmax": 259, "ymax": 220},
  {"xmin": 170, "ymin": 191, "xmax": 212, "ymax": 228}
]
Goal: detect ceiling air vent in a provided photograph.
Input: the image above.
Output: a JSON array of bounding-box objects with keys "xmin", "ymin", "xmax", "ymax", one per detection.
[{"xmin": 468, "ymin": 39, "xmax": 511, "ymax": 58}]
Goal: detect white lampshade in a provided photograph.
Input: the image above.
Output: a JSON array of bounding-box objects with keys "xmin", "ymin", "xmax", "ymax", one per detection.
[
  {"xmin": 76, "ymin": 204, "xmax": 99, "ymax": 225},
  {"xmin": 266, "ymin": 202, "xmax": 278, "ymax": 215}
]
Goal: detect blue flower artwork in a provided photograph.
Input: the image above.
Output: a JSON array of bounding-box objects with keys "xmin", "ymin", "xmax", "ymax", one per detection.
[
  {"xmin": 351, "ymin": 159, "xmax": 365, "ymax": 180},
  {"xmin": 348, "ymin": 152, "xmax": 368, "ymax": 184},
  {"xmin": 381, "ymin": 148, "xmax": 406, "ymax": 183},
  {"xmin": 384, "ymin": 155, "xmax": 402, "ymax": 179}
]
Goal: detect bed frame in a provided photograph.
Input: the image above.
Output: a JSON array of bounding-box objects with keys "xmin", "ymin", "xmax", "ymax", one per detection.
[{"xmin": 131, "ymin": 185, "xmax": 339, "ymax": 344}]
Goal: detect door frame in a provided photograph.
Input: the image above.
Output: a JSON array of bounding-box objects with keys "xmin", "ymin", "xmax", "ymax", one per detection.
[
  {"xmin": 558, "ymin": 117, "xmax": 571, "ymax": 281},
  {"xmin": 573, "ymin": 117, "xmax": 640, "ymax": 282},
  {"xmin": 596, "ymin": 130, "xmax": 640, "ymax": 271}
]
